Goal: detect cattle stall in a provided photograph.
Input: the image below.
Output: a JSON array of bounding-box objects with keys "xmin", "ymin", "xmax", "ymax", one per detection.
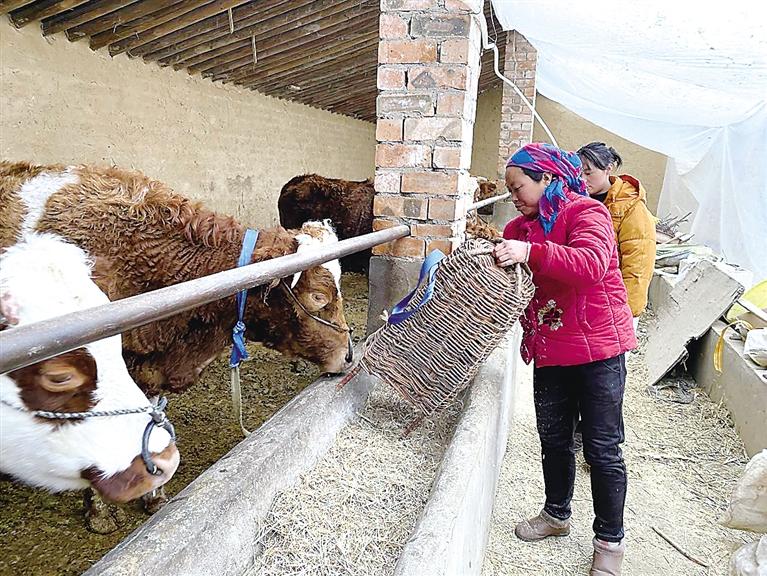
[
  {"xmin": 1, "ymin": 1, "xmax": 514, "ymax": 574},
  {"xmin": 0, "ymin": 189, "xmax": 513, "ymax": 575}
]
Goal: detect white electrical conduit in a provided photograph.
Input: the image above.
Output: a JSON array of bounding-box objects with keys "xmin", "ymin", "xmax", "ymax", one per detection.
[{"xmin": 476, "ymin": 3, "xmax": 559, "ymax": 148}]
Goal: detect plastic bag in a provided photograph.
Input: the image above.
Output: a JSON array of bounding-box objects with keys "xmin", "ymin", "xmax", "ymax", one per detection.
[
  {"xmin": 744, "ymin": 329, "xmax": 767, "ymax": 368},
  {"xmin": 722, "ymin": 450, "xmax": 767, "ymax": 533},
  {"xmin": 729, "ymin": 536, "xmax": 767, "ymax": 576}
]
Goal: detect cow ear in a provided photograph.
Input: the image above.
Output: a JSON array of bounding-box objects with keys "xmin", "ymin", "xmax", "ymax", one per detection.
[{"xmin": 38, "ymin": 359, "xmax": 88, "ymax": 393}]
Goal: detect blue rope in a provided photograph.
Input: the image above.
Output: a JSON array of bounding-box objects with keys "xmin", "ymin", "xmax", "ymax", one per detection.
[
  {"xmin": 230, "ymin": 228, "xmax": 259, "ymax": 368},
  {"xmin": 387, "ymin": 249, "xmax": 445, "ymax": 325}
]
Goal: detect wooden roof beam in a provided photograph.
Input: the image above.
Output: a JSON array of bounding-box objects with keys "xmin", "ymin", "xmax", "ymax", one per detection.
[
  {"xmin": 130, "ymin": 0, "xmax": 297, "ymax": 60},
  {"xmin": 107, "ymin": 0, "xmax": 252, "ymax": 56},
  {"xmin": 208, "ymin": 15, "xmax": 378, "ymax": 80},
  {"xmin": 186, "ymin": 9, "xmax": 377, "ymax": 76},
  {"xmin": 224, "ymin": 29, "xmax": 378, "ymax": 84},
  {"xmin": 8, "ymin": 0, "xmax": 91, "ymax": 27},
  {"xmin": 66, "ymin": 0, "xmax": 179, "ymax": 40},
  {"xmin": 248, "ymin": 44, "xmax": 377, "ymax": 93},
  {"xmin": 156, "ymin": 0, "xmax": 356, "ymax": 68},
  {"xmin": 0, "ymin": 0, "xmax": 37, "ymax": 15},
  {"xmin": 89, "ymin": 2, "xmax": 203, "ymax": 50},
  {"xmin": 42, "ymin": 0, "xmax": 136, "ymax": 37}
]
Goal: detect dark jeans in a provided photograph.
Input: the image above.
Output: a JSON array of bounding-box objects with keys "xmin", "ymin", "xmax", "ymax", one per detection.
[{"xmin": 533, "ymin": 354, "xmax": 627, "ymax": 542}]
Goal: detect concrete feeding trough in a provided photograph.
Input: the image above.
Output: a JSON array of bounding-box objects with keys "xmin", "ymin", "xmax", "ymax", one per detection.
[{"xmin": 84, "ymin": 332, "xmax": 522, "ymax": 576}]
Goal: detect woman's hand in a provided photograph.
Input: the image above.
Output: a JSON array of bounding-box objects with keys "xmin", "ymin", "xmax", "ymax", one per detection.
[{"xmin": 494, "ymin": 239, "xmax": 530, "ymax": 267}]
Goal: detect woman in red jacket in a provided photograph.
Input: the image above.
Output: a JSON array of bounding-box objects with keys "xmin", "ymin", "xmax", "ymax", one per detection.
[{"xmin": 494, "ymin": 143, "xmax": 636, "ymax": 576}]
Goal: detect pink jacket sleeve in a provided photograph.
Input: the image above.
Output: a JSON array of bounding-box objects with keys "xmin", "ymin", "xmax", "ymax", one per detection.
[{"xmin": 528, "ymin": 202, "xmax": 615, "ymax": 288}]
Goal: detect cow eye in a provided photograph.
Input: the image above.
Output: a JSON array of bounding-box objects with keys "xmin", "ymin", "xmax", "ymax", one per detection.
[{"xmin": 47, "ymin": 373, "xmax": 72, "ymax": 384}]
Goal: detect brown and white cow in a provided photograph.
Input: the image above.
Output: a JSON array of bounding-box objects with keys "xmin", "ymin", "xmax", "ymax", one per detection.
[
  {"xmin": 0, "ymin": 234, "xmax": 179, "ymax": 509},
  {"xmin": 0, "ymin": 161, "xmax": 353, "ymax": 396}
]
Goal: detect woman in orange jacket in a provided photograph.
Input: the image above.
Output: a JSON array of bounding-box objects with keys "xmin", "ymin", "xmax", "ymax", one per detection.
[{"xmin": 577, "ymin": 142, "xmax": 657, "ymax": 330}]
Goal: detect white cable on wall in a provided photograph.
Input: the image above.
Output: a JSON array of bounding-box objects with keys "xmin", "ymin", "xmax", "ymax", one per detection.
[{"xmin": 475, "ymin": 4, "xmax": 559, "ymax": 148}]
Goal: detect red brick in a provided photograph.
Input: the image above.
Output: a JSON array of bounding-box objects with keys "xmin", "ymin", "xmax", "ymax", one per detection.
[
  {"xmin": 402, "ymin": 171, "xmax": 460, "ymax": 195},
  {"xmin": 374, "ymin": 171, "xmax": 401, "ymax": 193},
  {"xmin": 377, "ymin": 93, "xmax": 435, "ymax": 116},
  {"xmin": 375, "ymin": 143, "xmax": 431, "ymax": 168},
  {"xmin": 379, "ymin": 13, "xmax": 409, "ymax": 39},
  {"xmin": 444, "ymin": 0, "xmax": 483, "ymax": 11},
  {"xmin": 408, "ymin": 65, "xmax": 467, "ymax": 90},
  {"xmin": 381, "ymin": 0, "xmax": 436, "ymax": 9},
  {"xmin": 410, "ymin": 14, "xmax": 470, "ymax": 37},
  {"xmin": 428, "ymin": 197, "xmax": 464, "ymax": 220},
  {"xmin": 432, "ymin": 146, "xmax": 461, "ymax": 169},
  {"xmin": 426, "ymin": 238, "xmax": 453, "ymax": 255},
  {"xmin": 373, "ymin": 218, "xmax": 398, "ymax": 231},
  {"xmin": 440, "ymin": 38, "xmax": 471, "ymax": 63},
  {"xmin": 391, "ymin": 236, "xmax": 426, "ymax": 258},
  {"xmin": 404, "ymin": 117, "xmax": 462, "ymax": 141},
  {"xmin": 377, "ymin": 66, "xmax": 406, "ymax": 90},
  {"xmin": 436, "ymin": 92, "xmax": 467, "ymax": 116},
  {"xmin": 379, "ymin": 40, "xmax": 438, "ymax": 64},
  {"xmin": 411, "ymin": 223, "xmax": 455, "ymax": 237},
  {"xmin": 373, "ymin": 195, "xmax": 428, "ymax": 219},
  {"xmin": 376, "ymin": 119, "xmax": 403, "ymax": 142}
]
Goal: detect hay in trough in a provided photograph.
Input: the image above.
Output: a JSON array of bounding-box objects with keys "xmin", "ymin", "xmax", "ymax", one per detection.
[{"xmin": 247, "ymin": 383, "xmax": 460, "ymax": 576}]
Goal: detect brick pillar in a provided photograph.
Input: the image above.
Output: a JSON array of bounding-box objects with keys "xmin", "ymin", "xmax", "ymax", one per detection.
[
  {"xmin": 492, "ymin": 30, "xmax": 537, "ymax": 227},
  {"xmin": 367, "ymin": 0, "xmax": 483, "ymax": 334}
]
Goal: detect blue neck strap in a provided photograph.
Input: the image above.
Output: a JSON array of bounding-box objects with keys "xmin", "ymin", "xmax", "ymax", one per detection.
[
  {"xmin": 387, "ymin": 249, "xmax": 445, "ymax": 325},
  {"xmin": 230, "ymin": 228, "xmax": 259, "ymax": 368}
]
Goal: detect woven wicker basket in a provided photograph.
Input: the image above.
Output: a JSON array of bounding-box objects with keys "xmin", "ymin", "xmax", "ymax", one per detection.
[{"xmin": 359, "ymin": 238, "xmax": 535, "ymax": 430}]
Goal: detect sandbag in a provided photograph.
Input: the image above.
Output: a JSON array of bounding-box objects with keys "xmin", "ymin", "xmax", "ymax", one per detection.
[
  {"xmin": 729, "ymin": 536, "xmax": 767, "ymax": 576},
  {"xmin": 744, "ymin": 329, "xmax": 767, "ymax": 368},
  {"xmin": 722, "ymin": 450, "xmax": 767, "ymax": 533}
]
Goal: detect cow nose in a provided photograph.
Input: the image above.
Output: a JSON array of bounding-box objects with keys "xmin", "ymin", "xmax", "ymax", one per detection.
[{"xmin": 345, "ymin": 333, "xmax": 354, "ymax": 364}]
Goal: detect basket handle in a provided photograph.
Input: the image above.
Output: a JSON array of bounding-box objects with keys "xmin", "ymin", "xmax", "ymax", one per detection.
[{"xmin": 387, "ymin": 249, "xmax": 445, "ymax": 325}]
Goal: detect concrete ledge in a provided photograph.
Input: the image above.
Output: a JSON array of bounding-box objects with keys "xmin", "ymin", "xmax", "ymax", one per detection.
[
  {"xmin": 84, "ymin": 367, "xmax": 373, "ymax": 576},
  {"xmin": 394, "ymin": 327, "xmax": 520, "ymax": 576},
  {"xmin": 691, "ymin": 321, "xmax": 767, "ymax": 457}
]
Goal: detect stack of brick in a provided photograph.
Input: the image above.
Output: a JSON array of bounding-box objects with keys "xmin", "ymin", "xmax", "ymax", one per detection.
[
  {"xmin": 496, "ymin": 30, "xmax": 537, "ymax": 181},
  {"xmin": 373, "ymin": 0, "xmax": 485, "ymax": 259}
]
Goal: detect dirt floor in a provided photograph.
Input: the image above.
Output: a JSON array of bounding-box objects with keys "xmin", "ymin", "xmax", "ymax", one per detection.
[
  {"xmin": 482, "ymin": 321, "xmax": 754, "ymax": 576},
  {"xmin": 0, "ymin": 273, "xmax": 369, "ymax": 576}
]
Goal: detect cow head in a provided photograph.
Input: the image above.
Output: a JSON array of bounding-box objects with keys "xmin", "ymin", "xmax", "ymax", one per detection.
[
  {"xmin": 0, "ymin": 235, "xmax": 179, "ymax": 502},
  {"xmin": 244, "ymin": 221, "xmax": 353, "ymax": 374}
]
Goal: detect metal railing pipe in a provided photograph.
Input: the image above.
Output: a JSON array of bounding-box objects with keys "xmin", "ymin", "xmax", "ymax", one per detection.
[
  {"xmin": 467, "ymin": 192, "xmax": 510, "ymax": 212},
  {"xmin": 0, "ymin": 225, "xmax": 409, "ymax": 373}
]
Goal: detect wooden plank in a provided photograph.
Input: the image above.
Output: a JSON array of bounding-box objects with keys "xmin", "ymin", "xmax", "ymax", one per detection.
[
  {"xmin": 295, "ymin": 71, "xmax": 376, "ymax": 104},
  {"xmin": 186, "ymin": 8, "xmax": 377, "ymax": 76},
  {"xmin": 152, "ymin": 0, "xmax": 333, "ymax": 66},
  {"xmin": 167, "ymin": 0, "xmax": 369, "ymax": 70},
  {"xmin": 224, "ymin": 29, "xmax": 378, "ymax": 84},
  {"xmin": 251, "ymin": 51, "xmax": 376, "ymax": 96},
  {"xmin": 0, "ymin": 0, "xmax": 36, "ymax": 15},
  {"xmin": 249, "ymin": 44, "xmax": 377, "ymax": 92},
  {"xmin": 42, "ymin": 0, "xmax": 132, "ymax": 36},
  {"xmin": 66, "ymin": 0, "xmax": 175, "ymax": 39},
  {"xmin": 209, "ymin": 15, "xmax": 378, "ymax": 81},
  {"xmin": 8, "ymin": 0, "xmax": 90, "ymax": 27},
  {"xmin": 89, "ymin": 1, "xmax": 205, "ymax": 50},
  {"xmin": 268, "ymin": 70, "xmax": 375, "ymax": 105},
  {"xmin": 130, "ymin": 0, "xmax": 293, "ymax": 60},
  {"xmin": 107, "ymin": 0, "xmax": 253, "ymax": 56}
]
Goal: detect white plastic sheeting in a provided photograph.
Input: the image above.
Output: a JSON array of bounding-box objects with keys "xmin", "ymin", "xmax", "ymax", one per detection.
[{"xmin": 491, "ymin": 0, "xmax": 767, "ymax": 284}]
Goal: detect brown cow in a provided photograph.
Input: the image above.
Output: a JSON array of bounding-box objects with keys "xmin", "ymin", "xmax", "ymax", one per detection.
[
  {"xmin": 279, "ymin": 173, "xmax": 502, "ymax": 253},
  {"xmin": 0, "ymin": 161, "xmax": 353, "ymax": 396},
  {"xmin": 278, "ymin": 174, "xmax": 374, "ymax": 272}
]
